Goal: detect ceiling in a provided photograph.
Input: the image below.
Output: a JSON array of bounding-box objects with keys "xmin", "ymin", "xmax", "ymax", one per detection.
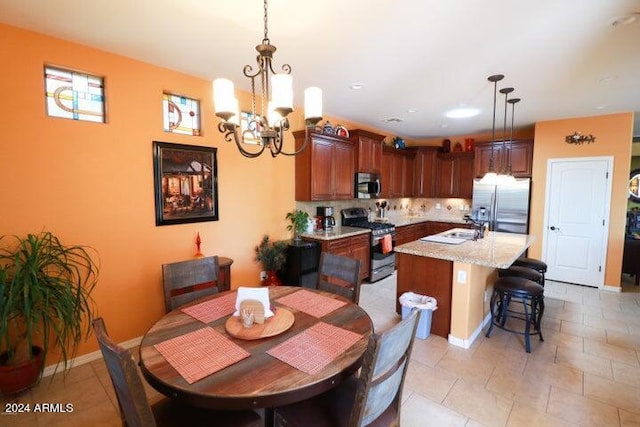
[{"xmin": 1, "ymin": 0, "xmax": 639, "ymax": 140}]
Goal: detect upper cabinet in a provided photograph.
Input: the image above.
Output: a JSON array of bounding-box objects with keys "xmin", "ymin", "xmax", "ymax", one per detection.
[
  {"xmin": 474, "ymin": 139, "xmax": 533, "ymax": 178},
  {"xmin": 350, "ymin": 129, "xmax": 384, "ymax": 174},
  {"xmin": 294, "ymin": 131, "xmax": 355, "ymax": 201},
  {"xmin": 380, "ymin": 147, "xmax": 415, "ymax": 198},
  {"xmin": 409, "ymin": 146, "xmax": 439, "ymax": 198},
  {"xmin": 436, "ymin": 152, "xmax": 474, "ymax": 199}
]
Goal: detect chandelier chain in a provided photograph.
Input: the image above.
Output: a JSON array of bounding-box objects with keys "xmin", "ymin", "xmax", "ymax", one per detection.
[{"xmin": 263, "ymin": 0, "xmax": 269, "ymax": 43}]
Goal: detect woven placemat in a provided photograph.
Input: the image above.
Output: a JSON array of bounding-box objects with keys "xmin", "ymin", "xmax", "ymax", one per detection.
[
  {"xmin": 267, "ymin": 322, "xmax": 362, "ymax": 375},
  {"xmin": 181, "ymin": 292, "xmax": 237, "ymax": 324},
  {"xmin": 275, "ymin": 289, "xmax": 347, "ymax": 318},
  {"xmin": 154, "ymin": 327, "xmax": 250, "ymax": 384}
]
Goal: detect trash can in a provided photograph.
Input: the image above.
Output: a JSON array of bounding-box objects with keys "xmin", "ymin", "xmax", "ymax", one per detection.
[{"xmin": 399, "ymin": 292, "xmax": 438, "ymax": 339}]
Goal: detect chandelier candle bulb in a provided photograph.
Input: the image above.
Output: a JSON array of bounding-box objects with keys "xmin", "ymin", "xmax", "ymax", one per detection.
[
  {"xmin": 213, "ymin": 78, "xmax": 236, "ymax": 118},
  {"xmin": 304, "ymin": 87, "xmax": 322, "ymax": 120},
  {"xmin": 271, "ymin": 74, "xmax": 293, "ymax": 112},
  {"xmin": 268, "ymin": 101, "xmax": 283, "ymax": 127}
]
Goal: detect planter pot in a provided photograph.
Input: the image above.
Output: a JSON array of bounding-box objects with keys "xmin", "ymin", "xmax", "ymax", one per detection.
[
  {"xmin": 0, "ymin": 346, "xmax": 44, "ymax": 395},
  {"xmin": 263, "ymin": 270, "xmax": 282, "ymax": 286}
]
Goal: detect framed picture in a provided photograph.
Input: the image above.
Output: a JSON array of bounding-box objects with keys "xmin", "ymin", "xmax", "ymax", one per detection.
[{"xmin": 153, "ymin": 141, "xmax": 219, "ymax": 226}]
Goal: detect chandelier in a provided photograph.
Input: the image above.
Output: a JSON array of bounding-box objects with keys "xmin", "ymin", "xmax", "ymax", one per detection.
[{"xmin": 213, "ymin": 0, "xmax": 322, "ymax": 158}]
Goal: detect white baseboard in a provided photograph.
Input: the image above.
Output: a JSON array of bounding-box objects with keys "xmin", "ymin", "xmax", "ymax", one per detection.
[
  {"xmin": 448, "ymin": 313, "xmax": 491, "ymax": 349},
  {"xmin": 601, "ymin": 285, "xmax": 622, "ymax": 293},
  {"xmin": 42, "ymin": 335, "xmax": 142, "ymax": 378}
]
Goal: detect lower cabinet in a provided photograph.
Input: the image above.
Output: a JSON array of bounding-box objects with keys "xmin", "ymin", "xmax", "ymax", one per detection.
[
  {"xmin": 396, "ymin": 221, "xmax": 473, "ymax": 247},
  {"xmin": 305, "ymin": 233, "xmax": 370, "ymax": 282}
]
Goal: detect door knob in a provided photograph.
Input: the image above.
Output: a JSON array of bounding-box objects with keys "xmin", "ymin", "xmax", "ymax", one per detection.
[{"xmin": 550, "ymin": 226, "xmax": 560, "ymax": 231}]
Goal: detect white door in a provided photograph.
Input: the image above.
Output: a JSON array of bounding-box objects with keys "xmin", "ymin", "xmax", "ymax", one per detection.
[{"xmin": 542, "ymin": 157, "xmax": 612, "ymax": 287}]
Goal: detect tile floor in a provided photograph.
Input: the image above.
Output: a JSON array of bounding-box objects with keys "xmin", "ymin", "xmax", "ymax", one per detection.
[{"xmin": 2, "ymin": 274, "xmax": 640, "ymax": 426}]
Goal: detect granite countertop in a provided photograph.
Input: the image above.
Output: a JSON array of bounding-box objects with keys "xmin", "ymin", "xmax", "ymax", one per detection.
[
  {"xmin": 301, "ymin": 226, "xmax": 370, "ymax": 241},
  {"xmin": 395, "ymin": 228, "xmax": 536, "ymax": 268}
]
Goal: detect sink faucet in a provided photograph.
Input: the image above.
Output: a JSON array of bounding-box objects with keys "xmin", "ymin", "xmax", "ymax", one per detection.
[{"xmin": 463, "ymin": 215, "xmax": 486, "ymax": 240}]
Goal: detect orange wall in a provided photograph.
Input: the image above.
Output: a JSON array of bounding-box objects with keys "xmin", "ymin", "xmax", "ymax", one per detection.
[{"xmin": 528, "ymin": 113, "xmax": 634, "ymax": 288}]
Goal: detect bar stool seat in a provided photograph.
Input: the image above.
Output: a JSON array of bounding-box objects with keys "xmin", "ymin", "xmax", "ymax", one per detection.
[
  {"xmin": 498, "ymin": 265, "xmax": 544, "ymax": 286},
  {"xmin": 486, "ymin": 277, "xmax": 544, "ymax": 353},
  {"xmin": 512, "ymin": 257, "xmax": 547, "ymax": 286}
]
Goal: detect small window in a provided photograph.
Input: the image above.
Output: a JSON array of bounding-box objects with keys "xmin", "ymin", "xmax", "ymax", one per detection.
[
  {"xmin": 44, "ymin": 66, "xmax": 105, "ymax": 123},
  {"xmin": 163, "ymin": 93, "xmax": 201, "ymax": 136}
]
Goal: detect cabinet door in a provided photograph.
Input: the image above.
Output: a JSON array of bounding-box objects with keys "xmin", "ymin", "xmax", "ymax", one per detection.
[
  {"xmin": 414, "ymin": 149, "xmax": 437, "ymax": 197},
  {"xmin": 380, "ymin": 151, "xmax": 393, "ymax": 198},
  {"xmin": 473, "ymin": 142, "xmax": 504, "ymax": 178},
  {"xmin": 390, "ymin": 154, "xmax": 404, "ymax": 197},
  {"xmin": 458, "ymin": 155, "xmax": 475, "ymax": 199},
  {"xmin": 505, "ymin": 140, "xmax": 533, "ymax": 177},
  {"xmin": 334, "ymin": 141, "xmax": 355, "ymax": 199},
  {"xmin": 348, "ymin": 234, "xmax": 371, "ymax": 281},
  {"xmin": 371, "ymin": 139, "xmax": 382, "ymax": 174},
  {"xmin": 403, "ymin": 153, "xmax": 415, "ymax": 196},
  {"xmin": 436, "ymin": 156, "xmax": 456, "ymax": 197},
  {"xmin": 310, "ymin": 139, "xmax": 334, "ymax": 200},
  {"xmin": 356, "ymin": 136, "xmax": 373, "ymax": 173}
]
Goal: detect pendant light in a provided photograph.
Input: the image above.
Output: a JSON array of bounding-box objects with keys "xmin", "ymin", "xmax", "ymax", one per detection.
[
  {"xmin": 479, "ymin": 74, "xmax": 504, "ymax": 184},
  {"xmin": 507, "ymin": 97, "xmax": 521, "ymax": 172},
  {"xmin": 497, "ymin": 86, "xmax": 516, "ymax": 185}
]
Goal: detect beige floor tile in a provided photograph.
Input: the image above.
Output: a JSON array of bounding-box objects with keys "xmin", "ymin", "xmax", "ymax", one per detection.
[
  {"xmin": 620, "ymin": 408, "xmax": 640, "ymax": 427},
  {"xmin": 584, "ymin": 338, "xmax": 640, "ymax": 366},
  {"xmin": 34, "ymin": 399, "xmax": 119, "ymax": 427},
  {"xmin": 435, "ymin": 350, "xmax": 496, "ymax": 386},
  {"xmin": 442, "ymin": 380, "xmax": 512, "ymax": 427},
  {"xmin": 535, "ymin": 329, "xmax": 584, "ymax": 352},
  {"xmin": 31, "ymin": 375, "xmax": 113, "ymax": 415},
  {"xmin": 607, "ymin": 330, "xmax": 640, "ymax": 350},
  {"xmin": 474, "ymin": 342, "xmax": 529, "ymax": 375},
  {"xmin": 522, "ymin": 359, "xmax": 584, "ymax": 394},
  {"xmin": 409, "ymin": 335, "xmax": 449, "ymax": 368},
  {"xmin": 547, "ymin": 386, "xmax": 620, "ymax": 427},
  {"xmin": 401, "ymin": 391, "xmax": 468, "ymax": 427},
  {"xmin": 543, "ymin": 307, "xmax": 585, "ymax": 324},
  {"xmin": 564, "ymin": 301, "xmax": 603, "ymax": 316},
  {"xmin": 612, "ymin": 361, "xmax": 640, "ymax": 388},
  {"xmin": 555, "ymin": 346, "xmax": 613, "ymax": 379},
  {"xmin": 404, "ymin": 360, "xmax": 457, "ymax": 404},
  {"xmin": 584, "ymin": 372, "xmax": 640, "ymax": 414},
  {"xmin": 486, "ymin": 368, "xmax": 550, "ymax": 412},
  {"xmin": 561, "ymin": 319, "xmax": 608, "ymax": 342},
  {"xmin": 507, "ymin": 402, "xmax": 580, "ymax": 427},
  {"xmin": 585, "ymin": 314, "xmax": 631, "ymax": 334},
  {"xmin": 0, "ymin": 409, "xmax": 38, "ymax": 427}
]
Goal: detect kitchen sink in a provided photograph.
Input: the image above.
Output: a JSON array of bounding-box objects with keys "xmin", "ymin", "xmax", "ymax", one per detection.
[{"xmin": 442, "ymin": 230, "xmax": 476, "ymax": 240}]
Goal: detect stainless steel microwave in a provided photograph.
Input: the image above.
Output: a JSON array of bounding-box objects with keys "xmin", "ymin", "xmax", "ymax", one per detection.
[{"xmin": 355, "ymin": 172, "xmax": 382, "ymax": 199}]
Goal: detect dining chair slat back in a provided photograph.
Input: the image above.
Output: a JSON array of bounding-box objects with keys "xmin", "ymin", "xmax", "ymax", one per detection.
[
  {"xmin": 317, "ymin": 252, "xmax": 362, "ymax": 304},
  {"xmin": 93, "ymin": 317, "xmax": 262, "ymax": 427},
  {"xmin": 162, "ymin": 256, "xmax": 219, "ymax": 312},
  {"xmin": 273, "ymin": 308, "xmax": 420, "ymax": 427}
]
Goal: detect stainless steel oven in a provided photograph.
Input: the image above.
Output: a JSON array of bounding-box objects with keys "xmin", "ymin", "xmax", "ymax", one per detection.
[
  {"xmin": 355, "ymin": 172, "xmax": 381, "ymax": 199},
  {"xmin": 342, "ymin": 208, "xmax": 396, "ymax": 282}
]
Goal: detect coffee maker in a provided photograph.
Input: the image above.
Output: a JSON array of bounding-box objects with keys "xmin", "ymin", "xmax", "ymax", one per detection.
[{"xmin": 316, "ymin": 206, "xmax": 336, "ymax": 231}]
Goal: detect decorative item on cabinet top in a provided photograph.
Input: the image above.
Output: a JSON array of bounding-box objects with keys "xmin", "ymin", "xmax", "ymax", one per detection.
[{"xmin": 392, "ymin": 136, "xmax": 406, "ymax": 149}]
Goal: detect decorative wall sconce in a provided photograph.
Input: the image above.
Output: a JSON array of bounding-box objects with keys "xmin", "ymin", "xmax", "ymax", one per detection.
[{"xmin": 565, "ymin": 132, "xmax": 596, "ymax": 145}]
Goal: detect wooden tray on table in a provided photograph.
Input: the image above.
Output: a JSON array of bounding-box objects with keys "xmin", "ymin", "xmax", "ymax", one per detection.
[{"xmin": 225, "ymin": 307, "xmax": 294, "ymax": 340}]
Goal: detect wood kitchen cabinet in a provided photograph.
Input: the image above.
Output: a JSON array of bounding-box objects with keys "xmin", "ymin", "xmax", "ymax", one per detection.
[
  {"xmin": 409, "ymin": 146, "xmax": 439, "ymax": 197},
  {"xmin": 436, "ymin": 152, "xmax": 474, "ymax": 199},
  {"xmin": 381, "ymin": 147, "xmax": 415, "ymax": 198},
  {"xmin": 306, "ymin": 233, "xmax": 370, "ymax": 282},
  {"xmin": 473, "ymin": 139, "xmax": 533, "ymax": 178},
  {"xmin": 294, "ymin": 131, "xmax": 355, "ymax": 201},
  {"xmin": 350, "ymin": 129, "xmax": 384, "ymax": 174}
]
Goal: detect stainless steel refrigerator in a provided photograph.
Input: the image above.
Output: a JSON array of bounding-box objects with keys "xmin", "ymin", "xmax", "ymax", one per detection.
[{"xmin": 471, "ymin": 178, "xmax": 531, "ymax": 233}]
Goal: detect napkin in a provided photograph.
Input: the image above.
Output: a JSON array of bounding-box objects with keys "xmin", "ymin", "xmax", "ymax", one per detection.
[{"xmin": 233, "ymin": 287, "xmax": 274, "ymax": 318}]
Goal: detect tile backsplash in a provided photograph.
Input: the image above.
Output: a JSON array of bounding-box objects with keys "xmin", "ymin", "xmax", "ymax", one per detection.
[{"xmin": 296, "ymin": 198, "xmax": 472, "ymax": 223}]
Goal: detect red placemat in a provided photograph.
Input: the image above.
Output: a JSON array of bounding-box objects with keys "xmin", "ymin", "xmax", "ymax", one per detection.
[
  {"xmin": 276, "ymin": 289, "xmax": 347, "ymax": 318},
  {"xmin": 267, "ymin": 322, "xmax": 362, "ymax": 375},
  {"xmin": 181, "ymin": 292, "xmax": 236, "ymax": 323},
  {"xmin": 154, "ymin": 327, "xmax": 250, "ymax": 384}
]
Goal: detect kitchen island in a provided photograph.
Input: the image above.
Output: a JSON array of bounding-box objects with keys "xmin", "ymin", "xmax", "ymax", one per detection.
[{"xmin": 395, "ymin": 229, "xmax": 535, "ymax": 348}]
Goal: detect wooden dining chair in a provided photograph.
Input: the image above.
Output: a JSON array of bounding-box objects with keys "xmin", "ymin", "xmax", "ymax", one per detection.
[
  {"xmin": 162, "ymin": 256, "xmax": 219, "ymax": 312},
  {"xmin": 317, "ymin": 252, "xmax": 362, "ymax": 304},
  {"xmin": 92, "ymin": 318, "xmax": 261, "ymax": 427},
  {"xmin": 273, "ymin": 308, "xmax": 420, "ymax": 427}
]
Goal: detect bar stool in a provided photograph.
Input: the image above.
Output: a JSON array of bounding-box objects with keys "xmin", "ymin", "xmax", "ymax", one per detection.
[
  {"xmin": 512, "ymin": 257, "xmax": 547, "ymax": 287},
  {"xmin": 498, "ymin": 265, "xmax": 544, "ymax": 286},
  {"xmin": 486, "ymin": 276, "xmax": 544, "ymax": 353}
]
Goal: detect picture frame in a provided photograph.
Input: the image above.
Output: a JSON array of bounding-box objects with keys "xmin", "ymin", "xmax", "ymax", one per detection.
[{"xmin": 153, "ymin": 141, "xmax": 219, "ymax": 226}]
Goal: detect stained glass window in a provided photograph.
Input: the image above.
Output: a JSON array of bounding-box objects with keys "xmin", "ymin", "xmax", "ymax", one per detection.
[
  {"xmin": 44, "ymin": 66, "xmax": 105, "ymax": 123},
  {"xmin": 163, "ymin": 93, "xmax": 201, "ymax": 136}
]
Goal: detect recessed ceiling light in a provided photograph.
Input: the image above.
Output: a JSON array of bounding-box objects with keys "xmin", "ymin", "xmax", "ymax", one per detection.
[
  {"xmin": 440, "ymin": 124, "xmax": 448, "ymax": 128},
  {"xmin": 407, "ymin": 109, "xmax": 418, "ymax": 113},
  {"xmin": 444, "ymin": 107, "xmax": 481, "ymax": 119},
  {"xmin": 598, "ymin": 75, "xmax": 618, "ymax": 83},
  {"xmin": 612, "ymin": 13, "xmax": 639, "ymax": 27},
  {"xmin": 349, "ymin": 83, "xmax": 365, "ymax": 90},
  {"xmin": 382, "ymin": 118, "xmax": 403, "ymax": 123}
]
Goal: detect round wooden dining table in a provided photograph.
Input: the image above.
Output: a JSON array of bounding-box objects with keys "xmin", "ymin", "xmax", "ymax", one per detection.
[{"xmin": 139, "ymin": 286, "xmax": 373, "ymax": 419}]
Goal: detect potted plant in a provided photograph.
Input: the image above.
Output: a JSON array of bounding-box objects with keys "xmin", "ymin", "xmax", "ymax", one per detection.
[
  {"xmin": 0, "ymin": 231, "xmax": 99, "ymax": 394},
  {"xmin": 254, "ymin": 235, "xmax": 287, "ymax": 286},
  {"xmin": 285, "ymin": 209, "xmax": 310, "ymax": 242}
]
